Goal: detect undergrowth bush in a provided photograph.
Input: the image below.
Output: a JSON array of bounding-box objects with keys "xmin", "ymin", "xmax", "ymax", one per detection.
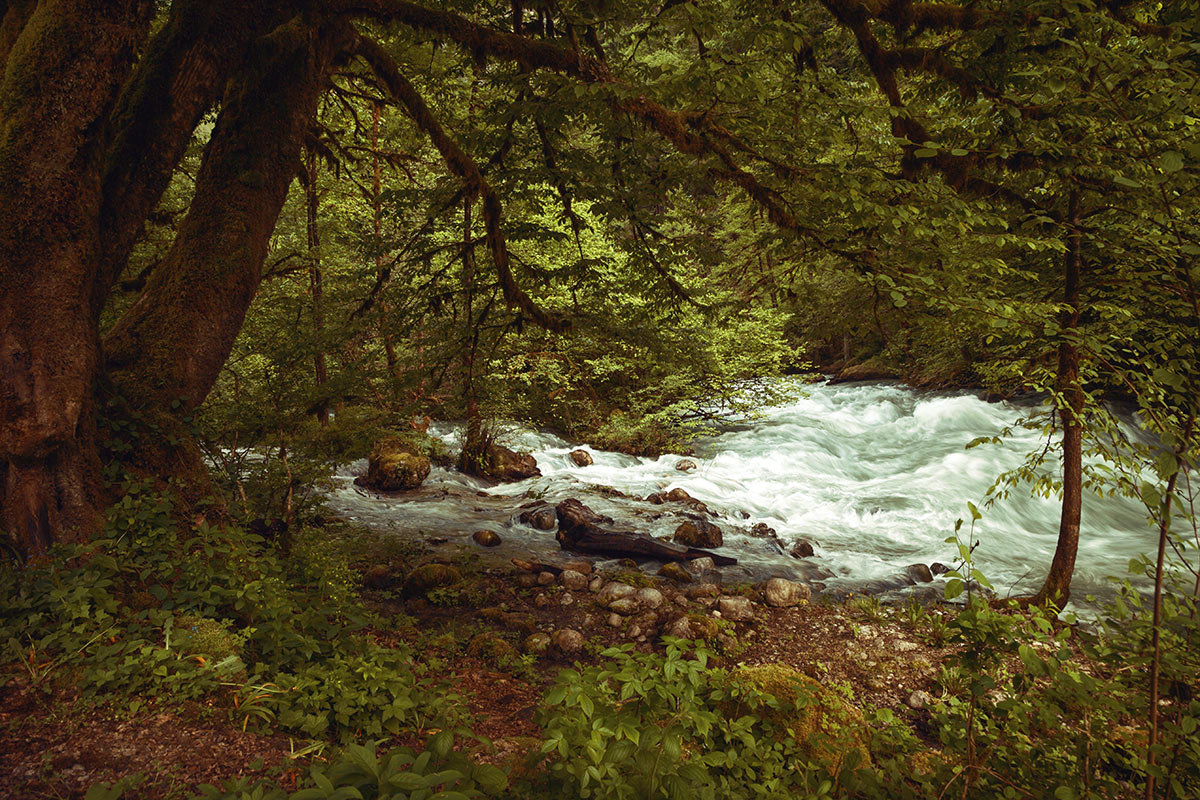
[{"xmin": 0, "ymin": 484, "xmax": 455, "ymax": 741}]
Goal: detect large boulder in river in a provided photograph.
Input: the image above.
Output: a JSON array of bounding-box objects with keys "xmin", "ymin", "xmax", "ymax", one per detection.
[
  {"xmin": 673, "ymin": 519, "xmax": 723, "ymax": 549},
  {"xmin": 468, "ymin": 443, "xmax": 541, "ymax": 482},
  {"xmin": 830, "ymin": 356, "xmax": 899, "ymax": 384},
  {"xmin": 358, "ymin": 436, "xmax": 431, "ymax": 491},
  {"xmin": 568, "ymin": 449, "xmax": 594, "ymax": 467}
]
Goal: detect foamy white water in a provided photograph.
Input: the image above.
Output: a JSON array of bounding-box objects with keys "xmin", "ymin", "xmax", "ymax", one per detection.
[{"xmin": 327, "ymin": 381, "xmax": 1160, "ymax": 603}]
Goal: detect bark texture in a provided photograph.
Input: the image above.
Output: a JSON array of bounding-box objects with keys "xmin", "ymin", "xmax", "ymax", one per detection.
[{"xmin": 0, "ymin": 1, "xmax": 151, "ymax": 553}]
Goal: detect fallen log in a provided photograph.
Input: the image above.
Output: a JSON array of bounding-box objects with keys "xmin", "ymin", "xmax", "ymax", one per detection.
[{"xmin": 554, "ymin": 498, "xmax": 737, "ymax": 566}]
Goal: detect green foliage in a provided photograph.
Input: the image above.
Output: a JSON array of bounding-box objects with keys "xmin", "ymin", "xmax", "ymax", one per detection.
[
  {"xmin": 0, "ymin": 487, "xmax": 456, "ymax": 742},
  {"xmin": 528, "ymin": 639, "xmax": 870, "ymax": 799},
  {"xmin": 194, "ymin": 738, "xmax": 508, "ymax": 800}
]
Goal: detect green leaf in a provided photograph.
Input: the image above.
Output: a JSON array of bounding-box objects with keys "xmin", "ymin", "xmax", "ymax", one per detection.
[{"xmin": 1160, "ymin": 150, "xmax": 1184, "ymax": 173}]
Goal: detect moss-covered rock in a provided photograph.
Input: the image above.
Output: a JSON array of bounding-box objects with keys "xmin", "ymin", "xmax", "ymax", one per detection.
[
  {"xmin": 466, "ymin": 632, "xmax": 517, "ymax": 662},
  {"xmin": 673, "ymin": 519, "xmax": 723, "ymax": 548},
  {"xmin": 403, "ymin": 563, "xmax": 462, "ymax": 597},
  {"xmin": 358, "ymin": 436, "xmax": 432, "ymax": 491},
  {"xmin": 731, "ymin": 663, "xmax": 871, "ymax": 776}
]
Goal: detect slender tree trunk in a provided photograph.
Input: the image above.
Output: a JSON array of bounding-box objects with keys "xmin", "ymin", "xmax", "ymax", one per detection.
[
  {"xmin": 459, "ymin": 195, "xmax": 486, "ymax": 473},
  {"xmin": 0, "ymin": 2, "xmax": 151, "ymax": 555},
  {"xmin": 305, "ymin": 147, "xmax": 329, "ymax": 426},
  {"xmin": 370, "ymin": 101, "xmax": 399, "ymax": 376},
  {"xmin": 1034, "ymin": 189, "xmax": 1084, "ymax": 609}
]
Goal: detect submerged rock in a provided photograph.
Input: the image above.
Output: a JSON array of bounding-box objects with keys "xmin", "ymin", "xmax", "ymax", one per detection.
[
  {"xmin": 472, "ymin": 529, "xmax": 502, "ymax": 547},
  {"xmin": 519, "ymin": 504, "xmax": 557, "ymax": 530},
  {"xmin": 675, "ymin": 459, "xmax": 697, "ymax": 472},
  {"xmin": 790, "ymin": 539, "xmax": 816, "ymax": 558},
  {"xmin": 903, "ymin": 563, "xmax": 935, "ymax": 584},
  {"xmin": 673, "ymin": 519, "xmax": 723, "ymax": 549}
]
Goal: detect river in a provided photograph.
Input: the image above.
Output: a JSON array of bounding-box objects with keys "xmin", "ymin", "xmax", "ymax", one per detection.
[{"xmin": 327, "ymin": 380, "xmax": 1160, "ymax": 606}]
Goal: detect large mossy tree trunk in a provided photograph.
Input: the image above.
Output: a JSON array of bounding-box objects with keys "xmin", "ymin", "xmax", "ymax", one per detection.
[
  {"xmin": 0, "ymin": 2, "xmax": 152, "ymax": 553},
  {"xmin": 0, "ymin": 3, "xmax": 348, "ymax": 557}
]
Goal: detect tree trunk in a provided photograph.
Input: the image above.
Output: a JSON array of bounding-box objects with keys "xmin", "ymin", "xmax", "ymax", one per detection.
[
  {"xmin": 1034, "ymin": 189, "xmax": 1084, "ymax": 609},
  {"xmin": 305, "ymin": 147, "xmax": 329, "ymax": 426},
  {"xmin": 103, "ymin": 17, "xmax": 351, "ymax": 494},
  {"xmin": 106, "ymin": 18, "xmax": 349, "ymax": 414},
  {"xmin": 0, "ymin": 2, "xmax": 151, "ymax": 555},
  {"xmin": 369, "ymin": 101, "xmax": 400, "ymax": 377},
  {"xmin": 458, "ymin": 196, "xmax": 486, "ymax": 473}
]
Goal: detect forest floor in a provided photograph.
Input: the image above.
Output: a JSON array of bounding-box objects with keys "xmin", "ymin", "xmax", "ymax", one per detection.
[{"xmin": 0, "ymin": 536, "xmax": 964, "ymax": 800}]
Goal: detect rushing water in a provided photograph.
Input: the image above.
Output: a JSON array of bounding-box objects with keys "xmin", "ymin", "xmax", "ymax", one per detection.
[{"xmin": 327, "ymin": 381, "xmax": 1158, "ymax": 605}]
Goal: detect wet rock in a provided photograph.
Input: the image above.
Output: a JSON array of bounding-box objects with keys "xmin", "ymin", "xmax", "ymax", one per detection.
[
  {"xmin": 790, "ymin": 539, "xmax": 816, "ymax": 558},
  {"xmin": 537, "ymin": 571, "xmax": 556, "ymax": 586},
  {"xmin": 523, "ymin": 632, "xmax": 551, "ymax": 656},
  {"xmin": 673, "ymin": 519, "xmax": 723, "ymax": 549},
  {"xmin": 559, "ymin": 569, "xmax": 588, "ymax": 591},
  {"xmin": 761, "ymin": 577, "xmax": 810, "ymax": 608},
  {"xmin": 519, "ymin": 505, "xmax": 557, "ymax": 530},
  {"xmin": 465, "ymin": 443, "xmax": 541, "ymax": 482},
  {"xmin": 472, "ymin": 529, "xmax": 502, "ymax": 547},
  {"xmin": 556, "ymin": 497, "xmax": 613, "ymax": 528},
  {"xmin": 930, "ymin": 562, "xmax": 951, "ymax": 576},
  {"xmin": 904, "ymin": 564, "xmax": 934, "ymax": 584},
  {"xmin": 550, "ymin": 628, "xmax": 585, "ymax": 657},
  {"xmin": 667, "ymin": 488, "xmax": 692, "ymax": 503},
  {"xmin": 598, "ymin": 581, "xmax": 636, "ymax": 606},
  {"xmin": 357, "ymin": 436, "xmax": 431, "ymax": 491},
  {"xmin": 675, "ymin": 459, "xmax": 697, "ymax": 472},
  {"xmin": 830, "ymin": 357, "xmax": 900, "ymax": 384},
  {"xmin": 688, "ymin": 557, "xmax": 716, "ymax": 573},
  {"xmin": 750, "ymin": 523, "xmax": 777, "ymax": 538},
  {"xmin": 403, "ymin": 564, "xmax": 462, "ymax": 597},
  {"xmin": 717, "ymin": 596, "xmax": 756, "ymax": 622},
  {"xmin": 658, "ymin": 562, "xmax": 693, "ymax": 583},
  {"xmin": 569, "ymin": 449, "xmax": 594, "ymax": 467}
]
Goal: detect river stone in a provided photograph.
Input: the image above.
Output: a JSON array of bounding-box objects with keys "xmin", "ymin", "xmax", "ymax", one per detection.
[
  {"xmin": 519, "ymin": 506, "xmax": 557, "ymax": 530},
  {"xmin": 658, "ymin": 562, "xmax": 693, "ymax": 583},
  {"xmin": 359, "ymin": 437, "xmax": 432, "ymax": 491},
  {"xmin": 568, "ymin": 449, "xmax": 594, "ymax": 467},
  {"xmin": 523, "ymin": 632, "xmax": 551, "ymax": 656},
  {"xmin": 607, "ymin": 613, "xmax": 622, "ymax": 627},
  {"xmin": 688, "ymin": 556, "xmax": 716, "ymax": 573},
  {"xmin": 790, "ymin": 539, "xmax": 815, "ymax": 558},
  {"xmin": 686, "ymin": 582, "xmax": 721, "ymax": 599},
  {"xmin": 904, "ymin": 563, "xmax": 934, "ymax": 584},
  {"xmin": 559, "ymin": 569, "xmax": 588, "ymax": 591},
  {"xmin": 717, "ymin": 596, "xmax": 755, "ymax": 622},
  {"xmin": 930, "ymin": 562, "xmax": 951, "ymax": 576},
  {"xmin": 675, "ymin": 459, "xmax": 697, "ymax": 472},
  {"xmin": 516, "ymin": 573, "xmax": 538, "ymax": 588},
  {"xmin": 537, "ymin": 571, "xmax": 555, "ymax": 586},
  {"xmin": 588, "ymin": 575, "xmax": 604, "ymax": 592},
  {"xmin": 550, "ymin": 628, "xmax": 585, "ymax": 657},
  {"xmin": 598, "ymin": 581, "xmax": 636, "ymax": 605},
  {"xmin": 634, "ymin": 587, "xmax": 665, "ymax": 610},
  {"xmin": 608, "ymin": 597, "xmax": 640, "ymax": 616},
  {"xmin": 750, "ymin": 522, "xmax": 777, "ymax": 538},
  {"xmin": 761, "ymin": 577, "xmax": 810, "ymax": 608},
  {"xmin": 563, "ymin": 560, "xmax": 592, "ymax": 575},
  {"xmin": 472, "ymin": 529, "xmax": 501, "ymax": 547},
  {"xmin": 673, "ymin": 519, "xmax": 723, "ymax": 549}
]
